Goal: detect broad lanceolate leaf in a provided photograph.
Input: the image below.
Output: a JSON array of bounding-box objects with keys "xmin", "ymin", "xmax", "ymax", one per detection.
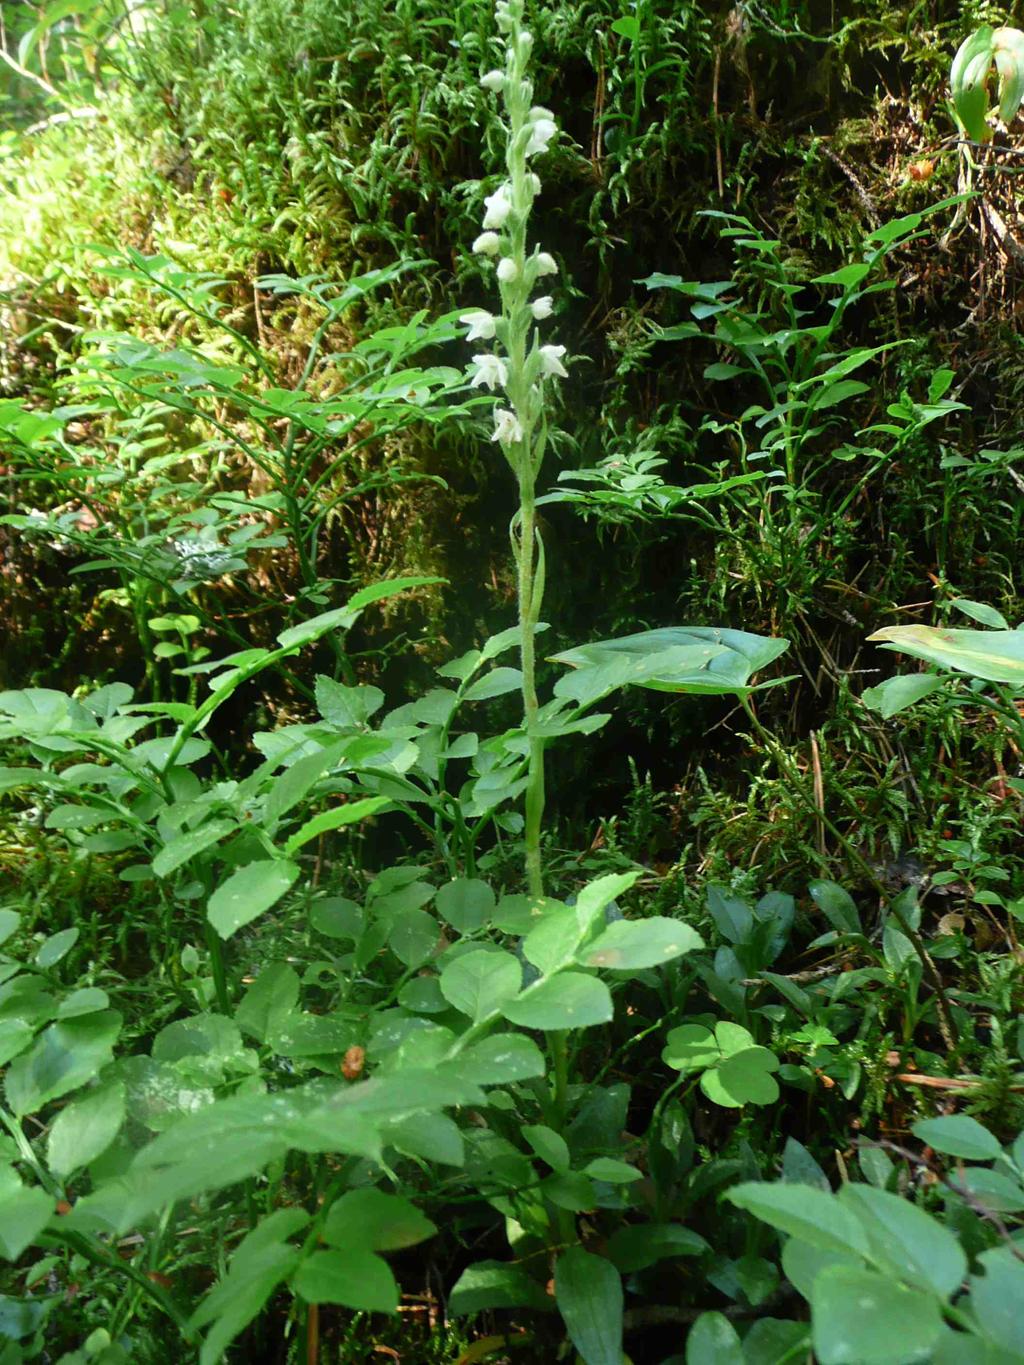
[
  {"xmin": 580, "ymin": 917, "xmax": 703, "ymax": 970},
  {"xmin": 868, "ymin": 625, "xmax": 1024, "ymax": 686},
  {"xmin": 275, "ymin": 577, "xmax": 444, "ymax": 650},
  {"xmin": 727, "ymin": 1182, "xmax": 868, "ymax": 1257},
  {"xmin": 838, "ymin": 1184, "xmax": 966, "ymax": 1299},
  {"xmin": 0, "ymin": 1167, "xmax": 54, "ymax": 1261},
  {"xmin": 47, "ymin": 1081, "xmax": 126, "ymax": 1178},
  {"xmin": 439, "ymin": 950, "xmax": 521, "ymax": 1021},
  {"xmin": 292, "ymin": 1247, "xmax": 398, "ymax": 1313},
  {"xmin": 448, "ymin": 1260, "xmax": 554, "ymax": 1315},
  {"xmin": 502, "ymin": 972, "xmax": 613, "ymax": 1030},
  {"xmin": 912, "ymin": 1114, "xmax": 1003, "ymax": 1162},
  {"xmin": 861, "ymin": 673, "xmax": 944, "ymax": 718},
  {"xmin": 153, "ymin": 820, "xmax": 237, "ymax": 878},
  {"xmin": 811, "ymin": 1264, "xmax": 943, "ymax": 1364},
  {"xmin": 686, "ymin": 1311, "xmax": 744, "ymax": 1365},
  {"xmin": 551, "ymin": 626, "xmax": 789, "ymax": 696},
  {"xmin": 284, "ymin": 797, "xmax": 392, "ymax": 854},
  {"xmin": 207, "ymin": 860, "xmax": 300, "ymax": 939},
  {"xmin": 554, "ymin": 1247, "xmax": 623, "ymax": 1365}
]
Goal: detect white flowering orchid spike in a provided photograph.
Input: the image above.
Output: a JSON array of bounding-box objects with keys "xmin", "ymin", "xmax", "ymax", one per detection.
[
  {"xmin": 469, "ymin": 354, "xmax": 509, "ymax": 391},
  {"xmin": 538, "ymin": 344, "xmax": 568, "ymax": 379},
  {"xmin": 491, "ymin": 408, "xmax": 524, "ymax": 445},
  {"xmin": 483, "ymin": 184, "xmax": 513, "ymax": 230},
  {"xmin": 457, "ymin": 0, "xmax": 567, "ymax": 899},
  {"xmin": 459, "ymin": 309, "xmax": 497, "ymax": 341}
]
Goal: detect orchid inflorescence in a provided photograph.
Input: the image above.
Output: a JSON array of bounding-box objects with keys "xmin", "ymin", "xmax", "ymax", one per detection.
[{"xmin": 459, "ymin": 0, "xmax": 567, "ymax": 473}]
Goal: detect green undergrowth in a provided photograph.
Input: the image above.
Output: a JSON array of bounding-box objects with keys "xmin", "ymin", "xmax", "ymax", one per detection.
[{"xmin": 1, "ymin": 0, "xmax": 1024, "ymax": 1362}]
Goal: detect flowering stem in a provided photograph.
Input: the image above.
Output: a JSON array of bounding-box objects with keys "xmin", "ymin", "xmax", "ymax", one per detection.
[{"xmin": 465, "ymin": 0, "xmax": 564, "ymax": 899}]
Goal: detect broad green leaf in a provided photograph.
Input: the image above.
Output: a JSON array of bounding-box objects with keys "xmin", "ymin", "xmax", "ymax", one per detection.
[
  {"xmin": 522, "ymin": 905, "xmax": 584, "ymax": 974},
  {"xmin": 207, "ymin": 860, "xmax": 300, "ymax": 939},
  {"xmin": 952, "ymin": 27, "xmax": 996, "ymax": 141},
  {"xmin": 463, "ymin": 667, "xmax": 522, "ymax": 701},
  {"xmin": 453, "ymin": 1034, "xmax": 546, "ymax": 1085},
  {"xmin": 193, "ymin": 1243, "xmax": 301, "ymax": 1365},
  {"xmin": 838, "ymin": 1184, "xmax": 966, "ymax": 1298},
  {"xmin": 35, "ymin": 927, "xmax": 78, "ymax": 969},
  {"xmin": 951, "ymin": 598, "xmax": 1009, "ymax": 629},
  {"xmin": 0, "ymin": 1167, "xmax": 54, "ymax": 1260},
  {"xmin": 970, "ymin": 1247, "xmax": 1024, "ymax": 1353},
  {"xmin": 575, "ymin": 872, "xmax": 640, "ymax": 932},
  {"xmin": 808, "ymin": 880, "xmax": 861, "ymax": 934},
  {"xmin": 861, "ymin": 673, "xmax": 944, "ymax": 718},
  {"xmin": 47, "ymin": 1081, "xmax": 125, "ymax": 1178},
  {"xmin": 868, "ymin": 625, "xmax": 1024, "ymax": 685},
  {"xmin": 811, "ymin": 1264, "xmax": 943, "ymax": 1363},
  {"xmin": 551, "ymin": 626, "xmax": 788, "ymax": 696},
  {"xmin": 322, "ymin": 1188, "xmax": 435, "ymax": 1252},
  {"xmin": 686, "ymin": 1311, "xmax": 744, "ymax": 1365},
  {"xmin": 702, "ymin": 1047, "xmax": 779, "ymax": 1107},
  {"xmin": 662, "ymin": 1024, "xmax": 723, "ymax": 1073},
  {"xmin": 275, "ymin": 577, "xmax": 444, "ymax": 650},
  {"xmin": 606, "ymin": 1222, "xmax": 707, "ymax": 1272},
  {"xmin": 153, "ymin": 820, "xmax": 237, "ymax": 878},
  {"xmin": 314, "ymin": 675, "xmax": 384, "ymax": 727},
  {"xmin": 782, "ymin": 1237, "xmax": 863, "ymax": 1302},
  {"xmin": 502, "ymin": 972, "xmax": 613, "ymax": 1030},
  {"xmin": 912, "ymin": 1115, "xmax": 1002, "ymax": 1162},
  {"xmin": 581, "ymin": 917, "xmax": 703, "ymax": 970},
  {"xmin": 262, "ymin": 743, "xmax": 343, "ymax": 827},
  {"xmin": 434, "ymin": 878, "xmax": 495, "ymax": 933},
  {"xmin": 448, "ymin": 1260, "xmax": 554, "ymax": 1315},
  {"xmin": 0, "ymin": 912, "xmax": 20, "ymax": 947},
  {"xmin": 439, "ymin": 950, "xmax": 521, "ymax": 1021},
  {"xmin": 388, "ymin": 909, "xmax": 440, "ymax": 967},
  {"xmin": 554, "ymin": 1246, "xmax": 623, "ymax": 1365},
  {"xmin": 727, "ymin": 1183, "xmax": 868, "ymax": 1256},
  {"xmin": 284, "ymin": 797, "xmax": 392, "ymax": 855},
  {"xmin": 235, "ymin": 963, "xmax": 300, "ymax": 1043},
  {"xmin": 292, "ymin": 1247, "xmax": 397, "ymax": 1313},
  {"xmin": 6, "ymin": 1011, "xmax": 121, "ymax": 1117},
  {"xmin": 524, "ymin": 1123, "xmax": 570, "ymax": 1171}
]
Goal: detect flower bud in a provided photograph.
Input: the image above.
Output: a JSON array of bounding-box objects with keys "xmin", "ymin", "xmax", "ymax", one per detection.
[
  {"xmin": 530, "ymin": 295, "xmax": 554, "ymax": 320},
  {"xmin": 496, "ymin": 257, "xmax": 519, "ymax": 283},
  {"xmin": 534, "ymin": 251, "xmax": 558, "ymax": 277},
  {"xmin": 480, "ymin": 69, "xmax": 505, "ymax": 92},
  {"xmin": 472, "ymin": 231, "xmax": 501, "ymax": 256}
]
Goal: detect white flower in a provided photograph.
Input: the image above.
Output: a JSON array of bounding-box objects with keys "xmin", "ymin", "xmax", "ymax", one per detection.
[
  {"xmin": 518, "ymin": 30, "xmax": 534, "ymax": 57},
  {"xmin": 459, "ymin": 309, "xmax": 497, "ymax": 341},
  {"xmin": 480, "ymin": 69, "xmax": 505, "ymax": 92},
  {"xmin": 531, "ymin": 295, "xmax": 554, "ymax": 320},
  {"xmin": 470, "ymin": 354, "xmax": 509, "ymax": 391},
  {"xmin": 492, "ymin": 408, "xmax": 524, "ymax": 445},
  {"xmin": 495, "ymin": 2, "xmax": 513, "ymax": 32},
  {"xmin": 524, "ymin": 110, "xmax": 557, "ymax": 157},
  {"xmin": 472, "ymin": 231, "xmax": 501, "ymax": 256},
  {"xmin": 482, "ymin": 184, "xmax": 513, "ymax": 230},
  {"xmin": 497, "ymin": 257, "xmax": 519, "ymax": 283},
  {"xmin": 538, "ymin": 344, "xmax": 568, "ymax": 378},
  {"xmin": 526, "ymin": 172, "xmax": 541, "ymax": 195},
  {"xmin": 534, "ymin": 251, "xmax": 558, "ymax": 277}
]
